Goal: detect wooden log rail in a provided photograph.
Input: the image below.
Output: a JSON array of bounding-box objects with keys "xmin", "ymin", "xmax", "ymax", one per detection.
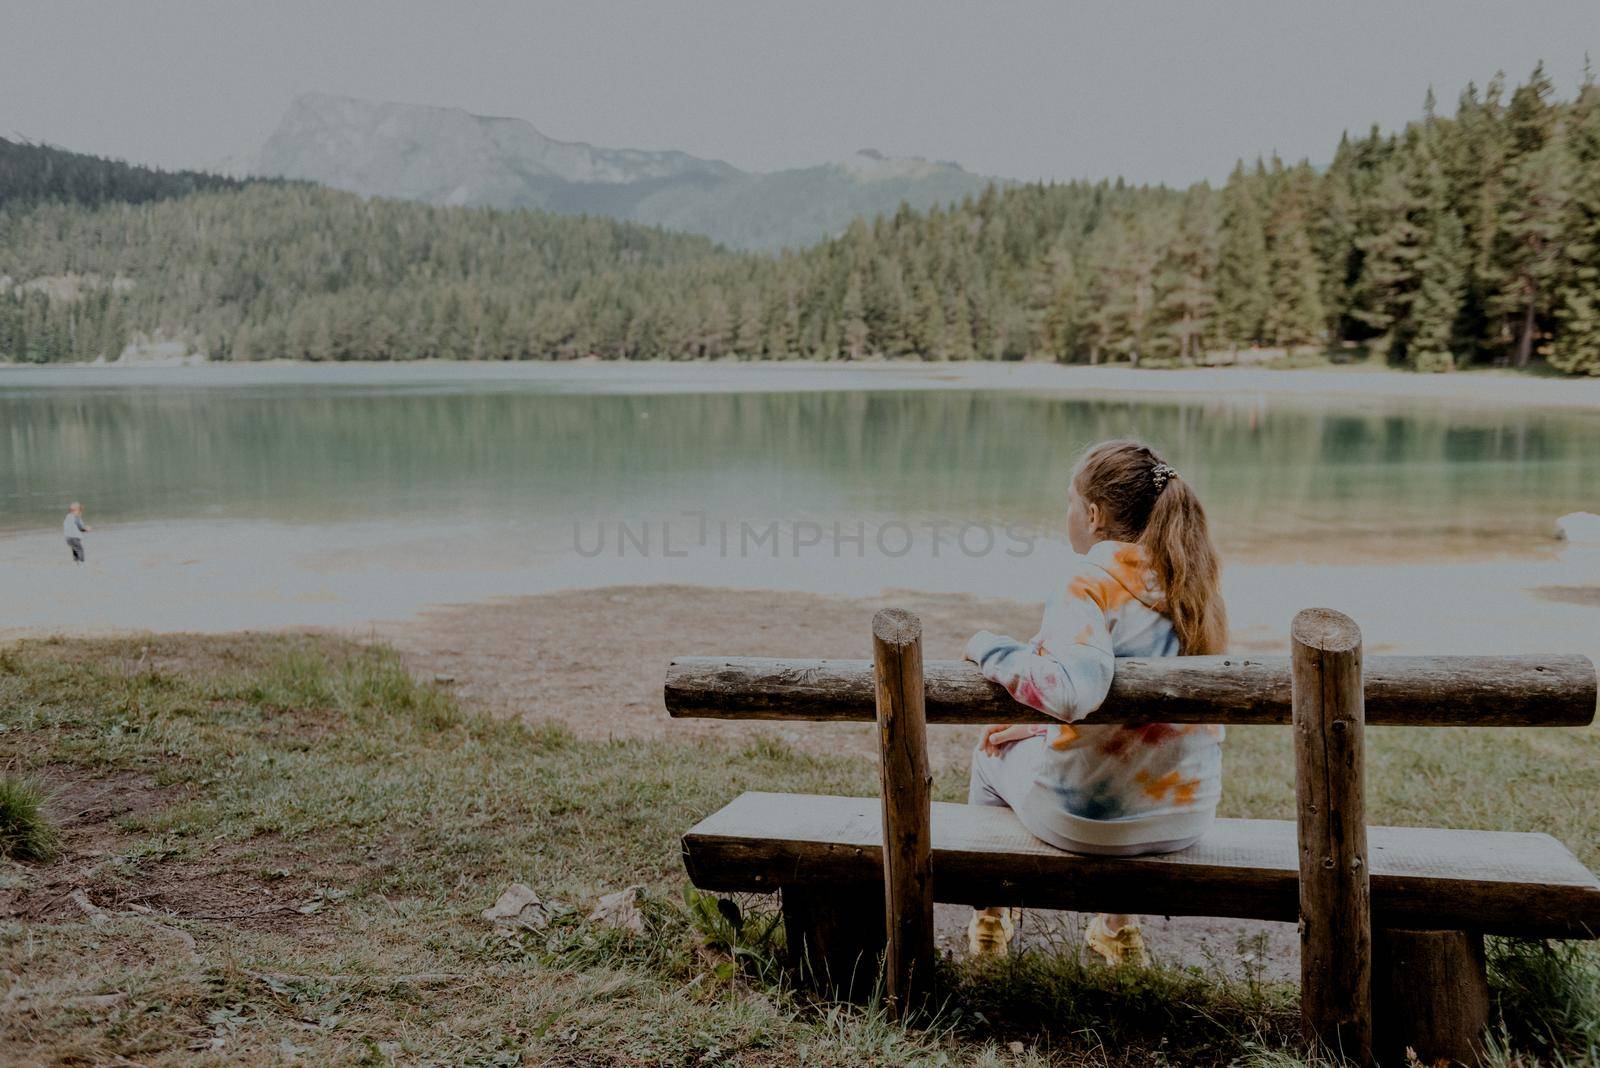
[{"xmin": 666, "ymin": 652, "xmax": 1597, "ymax": 727}]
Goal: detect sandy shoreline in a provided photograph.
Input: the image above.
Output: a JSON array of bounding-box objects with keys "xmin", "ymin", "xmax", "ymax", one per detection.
[
  {"xmin": 5, "ymin": 357, "xmax": 1600, "ymax": 410},
  {"xmin": 23, "ymin": 570, "xmax": 1595, "ymax": 754},
  {"xmin": 13, "ymin": 548, "xmax": 1598, "ymax": 658},
  {"xmin": 375, "ymin": 585, "xmax": 1046, "ymax": 761}
]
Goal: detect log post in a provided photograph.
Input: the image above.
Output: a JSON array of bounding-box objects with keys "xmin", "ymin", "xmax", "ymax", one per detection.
[
  {"xmin": 1291, "ymin": 608, "xmax": 1373, "ymax": 1064},
  {"xmin": 781, "ymin": 883, "xmax": 886, "ymax": 1002},
  {"xmin": 1373, "ymin": 929, "xmax": 1490, "ymax": 1066},
  {"xmin": 872, "ymin": 608, "xmax": 934, "ymax": 1018}
]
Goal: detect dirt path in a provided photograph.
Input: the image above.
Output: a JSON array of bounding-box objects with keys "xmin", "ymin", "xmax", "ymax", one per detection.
[{"xmin": 373, "ymin": 584, "xmax": 1300, "ymax": 982}]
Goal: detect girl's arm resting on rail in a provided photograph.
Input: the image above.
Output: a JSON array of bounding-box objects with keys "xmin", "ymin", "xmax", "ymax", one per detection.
[
  {"xmin": 962, "ymin": 589, "xmax": 1115, "ymax": 726},
  {"xmin": 978, "ymin": 722, "xmax": 1049, "ymax": 755}
]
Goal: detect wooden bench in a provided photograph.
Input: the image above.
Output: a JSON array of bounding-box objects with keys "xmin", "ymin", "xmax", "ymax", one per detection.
[{"xmin": 666, "ymin": 608, "xmax": 1600, "ymax": 1065}]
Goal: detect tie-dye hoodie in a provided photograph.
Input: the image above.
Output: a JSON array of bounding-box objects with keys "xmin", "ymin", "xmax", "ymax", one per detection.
[{"xmin": 963, "ymin": 539, "xmax": 1222, "ymax": 848}]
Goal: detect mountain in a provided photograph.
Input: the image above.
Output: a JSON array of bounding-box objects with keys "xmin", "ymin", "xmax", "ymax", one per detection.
[
  {"xmin": 631, "ymin": 149, "xmax": 1006, "ymax": 252},
  {"xmin": 242, "ymin": 93, "xmax": 1000, "ymax": 250}
]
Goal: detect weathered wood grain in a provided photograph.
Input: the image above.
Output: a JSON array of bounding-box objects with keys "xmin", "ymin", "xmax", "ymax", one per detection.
[
  {"xmin": 781, "ymin": 883, "xmax": 884, "ymax": 1002},
  {"xmin": 664, "ymin": 653, "xmax": 1597, "ymax": 727},
  {"xmin": 680, "ymin": 793, "xmax": 1600, "ymax": 940},
  {"xmin": 1374, "ymin": 929, "xmax": 1490, "ymax": 1066},
  {"xmin": 1292, "ymin": 608, "xmax": 1372, "ymax": 1063},
  {"xmin": 871, "ymin": 608, "xmax": 934, "ymax": 1017}
]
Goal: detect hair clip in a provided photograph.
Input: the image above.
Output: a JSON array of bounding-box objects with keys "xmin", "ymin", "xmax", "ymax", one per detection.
[{"xmin": 1151, "ymin": 462, "xmax": 1178, "ymax": 491}]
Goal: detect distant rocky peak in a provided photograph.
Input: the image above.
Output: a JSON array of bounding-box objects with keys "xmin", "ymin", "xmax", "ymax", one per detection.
[
  {"xmin": 256, "ymin": 92, "xmax": 736, "ymax": 190},
  {"xmin": 242, "ymin": 93, "xmax": 1002, "ymax": 250},
  {"xmin": 834, "ymin": 147, "xmax": 956, "ymax": 182}
]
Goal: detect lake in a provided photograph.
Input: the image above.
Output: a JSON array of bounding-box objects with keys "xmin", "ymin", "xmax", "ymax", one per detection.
[{"xmin": 3, "ymin": 363, "xmax": 1598, "ymax": 644}]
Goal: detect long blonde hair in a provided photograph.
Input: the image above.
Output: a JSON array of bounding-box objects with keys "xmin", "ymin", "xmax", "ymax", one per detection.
[{"xmin": 1072, "ymin": 439, "xmax": 1227, "ymax": 655}]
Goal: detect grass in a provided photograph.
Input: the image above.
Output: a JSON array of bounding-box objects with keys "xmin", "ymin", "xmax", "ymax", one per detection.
[
  {"xmin": 1114, "ymin": 343, "xmax": 1389, "ymax": 371},
  {"xmin": 1237, "ymin": 341, "xmax": 1577, "ymax": 377},
  {"xmin": 1487, "ymin": 939, "xmax": 1600, "ymax": 1063},
  {"xmin": 0, "ymin": 633, "xmax": 1596, "ymax": 1065},
  {"xmin": 0, "ymin": 772, "xmax": 57, "ymax": 861},
  {"xmin": 1250, "ymin": 344, "xmax": 1388, "ymax": 371}
]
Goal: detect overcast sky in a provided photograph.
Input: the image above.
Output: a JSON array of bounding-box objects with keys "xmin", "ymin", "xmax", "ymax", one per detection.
[{"xmin": 3, "ymin": 1, "xmax": 1598, "ymax": 185}]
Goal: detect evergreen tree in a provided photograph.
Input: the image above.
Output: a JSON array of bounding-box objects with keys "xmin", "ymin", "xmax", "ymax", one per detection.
[
  {"xmin": 1451, "ymin": 76, "xmax": 1510, "ymax": 360},
  {"xmin": 946, "ymin": 293, "xmax": 976, "ymax": 361},
  {"xmin": 733, "ymin": 292, "xmax": 765, "ymax": 360},
  {"xmin": 1549, "ymin": 74, "xmax": 1600, "ymax": 374},
  {"xmin": 913, "ymin": 279, "xmax": 947, "ymax": 360},
  {"xmin": 1350, "ymin": 157, "xmax": 1423, "ymax": 358},
  {"xmin": 1315, "ymin": 132, "xmax": 1361, "ymax": 338},
  {"xmin": 1214, "ymin": 161, "xmax": 1270, "ymax": 353},
  {"xmin": 1494, "ymin": 142, "xmax": 1567, "ymax": 367},
  {"xmin": 1490, "ymin": 64, "xmax": 1565, "ymax": 366},
  {"xmin": 1153, "ymin": 187, "xmax": 1217, "ymax": 363},
  {"xmin": 1263, "ymin": 159, "xmax": 1326, "ymax": 347},
  {"xmin": 1406, "ymin": 111, "xmax": 1471, "ymax": 371},
  {"xmin": 840, "ymin": 272, "xmax": 869, "ymax": 359},
  {"xmin": 1338, "ymin": 126, "xmax": 1399, "ymax": 342},
  {"xmin": 1027, "ymin": 241, "xmax": 1081, "ymax": 361},
  {"xmin": 1408, "ymin": 212, "xmax": 1469, "ymax": 372}
]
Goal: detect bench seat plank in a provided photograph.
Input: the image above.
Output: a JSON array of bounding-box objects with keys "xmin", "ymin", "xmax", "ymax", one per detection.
[{"xmin": 682, "ymin": 792, "xmax": 1600, "ymax": 940}]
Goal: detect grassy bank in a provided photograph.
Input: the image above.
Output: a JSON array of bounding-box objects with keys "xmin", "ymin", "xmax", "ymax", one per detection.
[{"xmin": 1, "ymin": 635, "xmax": 1596, "ymax": 1065}]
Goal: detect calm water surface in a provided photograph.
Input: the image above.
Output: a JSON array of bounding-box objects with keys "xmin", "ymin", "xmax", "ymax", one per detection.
[{"xmin": 3, "ymin": 367, "xmax": 1595, "ymax": 562}]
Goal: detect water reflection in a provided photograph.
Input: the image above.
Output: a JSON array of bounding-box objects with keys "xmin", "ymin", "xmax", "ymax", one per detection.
[{"xmin": 2, "ymin": 383, "xmax": 1595, "ymax": 561}]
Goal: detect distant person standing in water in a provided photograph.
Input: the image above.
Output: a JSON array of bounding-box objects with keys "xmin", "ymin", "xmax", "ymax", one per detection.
[{"xmin": 63, "ymin": 502, "xmax": 91, "ymax": 564}]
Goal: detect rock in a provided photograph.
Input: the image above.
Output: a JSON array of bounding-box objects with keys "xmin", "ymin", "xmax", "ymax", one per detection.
[
  {"xmin": 481, "ymin": 883, "xmax": 551, "ymax": 930},
  {"xmin": 588, "ymin": 885, "xmax": 647, "ymax": 935},
  {"xmin": 1556, "ymin": 512, "xmax": 1600, "ymax": 543},
  {"xmin": 1556, "ymin": 512, "xmax": 1600, "ymax": 580}
]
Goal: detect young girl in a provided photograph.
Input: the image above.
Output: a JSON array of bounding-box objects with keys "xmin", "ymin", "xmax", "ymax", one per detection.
[{"xmin": 963, "ymin": 439, "xmax": 1227, "ymax": 965}]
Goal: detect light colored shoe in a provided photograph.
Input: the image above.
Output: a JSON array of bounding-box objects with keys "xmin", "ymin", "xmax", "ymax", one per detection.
[
  {"xmin": 966, "ymin": 907, "xmax": 1018, "ymax": 956},
  {"xmin": 1085, "ymin": 914, "xmax": 1149, "ymax": 967}
]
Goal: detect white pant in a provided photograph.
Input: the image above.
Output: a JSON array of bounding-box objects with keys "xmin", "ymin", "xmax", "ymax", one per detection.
[{"xmin": 968, "ymin": 737, "xmax": 1205, "ymax": 857}]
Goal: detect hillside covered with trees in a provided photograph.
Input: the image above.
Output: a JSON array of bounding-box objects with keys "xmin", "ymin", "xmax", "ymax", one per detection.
[
  {"xmin": 3, "ymin": 66, "xmax": 1599, "ymax": 374},
  {"xmin": 0, "ymin": 137, "xmax": 257, "ymax": 210}
]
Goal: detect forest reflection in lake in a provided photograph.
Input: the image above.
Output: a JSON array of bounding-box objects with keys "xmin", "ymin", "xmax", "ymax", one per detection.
[{"xmin": 3, "ymin": 377, "xmax": 1595, "ymax": 563}]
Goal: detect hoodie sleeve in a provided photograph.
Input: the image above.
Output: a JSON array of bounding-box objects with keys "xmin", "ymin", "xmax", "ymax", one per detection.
[{"xmin": 963, "ymin": 558, "xmax": 1117, "ymax": 729}]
